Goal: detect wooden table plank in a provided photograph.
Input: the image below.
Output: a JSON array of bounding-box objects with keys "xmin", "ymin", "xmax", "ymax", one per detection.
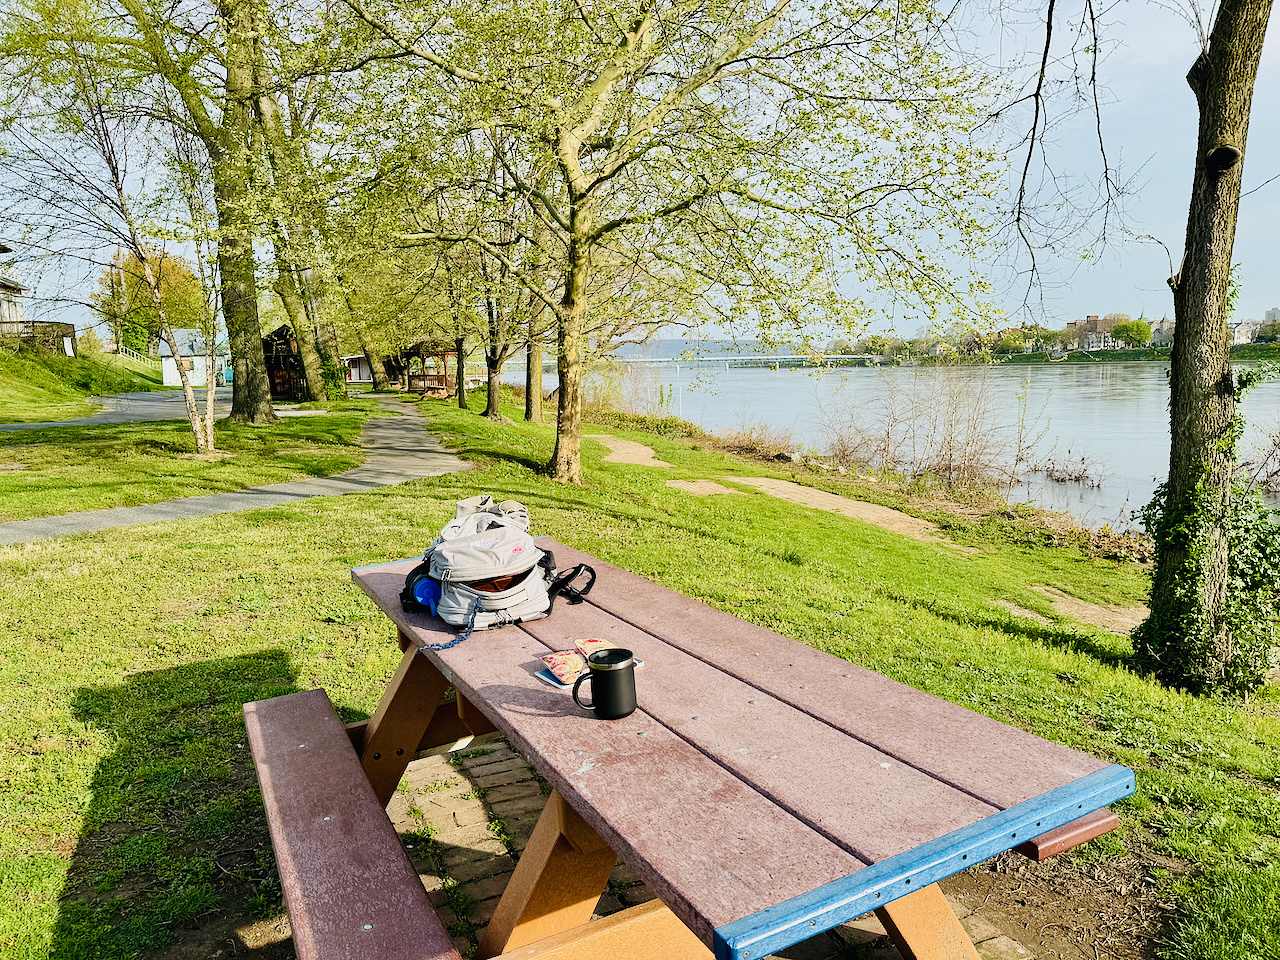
[
  {"xmin": 352, "ymin": 561, "xmax": 864, "ymax": 945},
  {"xmin": 544, "ymin": 542, "xmax": 1107, "ymax": 808},
  {"xmin": 520, "ymin": 602, "xmax": 999, "ymax": 862}
]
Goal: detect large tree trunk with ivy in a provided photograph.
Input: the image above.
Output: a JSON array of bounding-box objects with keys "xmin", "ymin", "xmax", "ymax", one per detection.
[
  {"xmin": 217, "ymin": 0, "xmax": 276, "ymax": 423},
  {"xmin": 1134, "ymin": 0, "xmax": 1272, "ymax": 694},
  {"xmin": 214, "ymin": 171, "xmax": 276, "ymax": 423}
]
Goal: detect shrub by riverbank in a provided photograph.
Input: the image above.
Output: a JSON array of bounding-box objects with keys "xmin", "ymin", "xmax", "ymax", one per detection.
[{"xmin": 1, "ymin": 395, "xmax": 1276, "ymax": 960}]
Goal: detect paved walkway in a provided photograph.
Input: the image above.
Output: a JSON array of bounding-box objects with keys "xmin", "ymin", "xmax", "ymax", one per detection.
[
  {"xmin": 0, "ymin": 388, "xmax": 233, "ymax": 431},
  {"xmin": 0, "ymin": 398, "xmax": 467, "ymax": 545}
]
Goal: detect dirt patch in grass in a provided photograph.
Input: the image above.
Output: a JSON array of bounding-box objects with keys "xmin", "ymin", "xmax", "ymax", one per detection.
[
  {"xmin": 1036, "ymin": 586, "xmax": 1149, "ymax": 635},
  {"xmin": 666, "ymin": 479, "xmax": 743, "ymax": 496},
  {"xmin": 946, "ymin": 848, "xmax": 1175, "ymax": 960},
  {"xmin": 732, "ymin": 475, "xmax": 980, "ymax": 554},
  {"xmin": 585, "ymin": 434, "xmax": 673, "ymax": 467}
]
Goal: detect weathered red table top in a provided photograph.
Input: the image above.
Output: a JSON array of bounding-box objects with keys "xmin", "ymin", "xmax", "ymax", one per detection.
[{"xmin": 352, "ymin": 541, "xmax": 1133, "ymax": 960}]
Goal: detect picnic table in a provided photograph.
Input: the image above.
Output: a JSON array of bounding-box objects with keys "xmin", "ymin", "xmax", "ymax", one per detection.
[{"xmin": 245, "ymin": 539, "xmax": 1134, "ymax": 960}]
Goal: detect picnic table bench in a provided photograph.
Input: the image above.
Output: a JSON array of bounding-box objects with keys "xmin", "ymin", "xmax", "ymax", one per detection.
[{"xmin": 245, "ymin": 539, "xmax": 1134, "ymax": 960}]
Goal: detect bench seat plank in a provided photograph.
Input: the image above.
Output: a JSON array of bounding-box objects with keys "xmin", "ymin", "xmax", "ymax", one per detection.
[
  {"xmin": 546, "ymin": 542, "xmax": 1107, "ymax": 808},
  {"xmin": 244, "ymin": 689, "xmax": 460, "ymax": 960}
]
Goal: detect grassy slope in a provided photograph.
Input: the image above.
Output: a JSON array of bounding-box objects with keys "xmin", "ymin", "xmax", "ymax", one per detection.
[
  {"xmin": 0, "ymin": 349, "xmax": 167, "ymax": 424},
  {"xmin": 0, "ymin": 403, "xmax": 378, "ymax": 523},
  {"xmin": 0, "ymin": 396, "xmax": 1276, "ymax": 959}
]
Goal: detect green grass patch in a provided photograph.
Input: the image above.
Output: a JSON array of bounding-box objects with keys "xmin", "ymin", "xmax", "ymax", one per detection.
[
  {"xmin": 0, "ymin": 348, "xmax": 167, "ymax": 423},
  {"xmin": 0, "ymin": 402, "xmax": 379, "ymax": 522},
  {"xmin": 1, "ymin": 394, "xmax": 1276, "ymax": 959}
]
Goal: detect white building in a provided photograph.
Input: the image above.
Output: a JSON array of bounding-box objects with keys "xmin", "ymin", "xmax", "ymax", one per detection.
[
  {"xmin": 1265, "ymin": 307, "xmax": 1280, "ymax": 324},
  {"xmin": 1150, "ymin": 316, "xmax": 1175, "ymax": 347},
  {"xmin": 342, "ymin": 355, "xmax": 373, "ymax": 383},
  {"xmin": 160, "ymin": 329, "xmax": 227, "ymax": 387},
  {"xmin": 1228, "ymin": 321, "xmax": 1260, "ymax": 345},
  {"xmin": 0, "ymin": 241, "xmax": 27, "ymax": 330}
]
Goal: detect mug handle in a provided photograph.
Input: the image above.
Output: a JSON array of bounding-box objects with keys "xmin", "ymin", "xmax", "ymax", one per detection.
[{"xmin": 572, "ymin": 672, "xmax": 593, "ymax": 710}]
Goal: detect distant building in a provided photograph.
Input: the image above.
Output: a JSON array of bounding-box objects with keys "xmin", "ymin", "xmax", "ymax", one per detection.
[
  {"xmin": 1228, "ymin": 321, "xmax": 1260, "ymax": 345},
  {"xmin": 1064, "ymin": 315, "xmax": 1121, "ymax": 350},
  {"xmin": 1265, "ymin": 307, "xmax": 1280, "ymax": 324},
  {"xmin": 160, "ymin": 328, "xmax": 227, "ymax": 387},
  {"xmin": 0, "ymin": 242, "xmax": 76, "ymax": 355},
  {"xmin": 342, "ymin": 354, "xmax": 373, "ymax": 384},
  {"xmin": 1150, "ymin": 316, "xmax": 1175, "ymax": 346},
  {"xmin": 0, "ymin": 240, "xmax": 28, "ymax": 331},
  {"xmin": 262, "ymin": 325, "xmax": 309, "ymax": 401}
]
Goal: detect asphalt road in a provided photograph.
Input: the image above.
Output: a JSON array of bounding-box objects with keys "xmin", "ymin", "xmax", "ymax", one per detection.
[{"xmin": 0, "ymin": 388, "xmax": 233, "ymax": 431}]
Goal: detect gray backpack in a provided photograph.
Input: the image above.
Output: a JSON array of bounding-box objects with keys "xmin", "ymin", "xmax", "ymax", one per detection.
[{"xmin": 401, "ymin": 495, "xmax": 595, "ymax": 647}]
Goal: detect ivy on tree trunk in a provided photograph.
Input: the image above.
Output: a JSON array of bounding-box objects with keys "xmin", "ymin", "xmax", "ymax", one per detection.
[{"xmin": 1135, "ymin": 0, "xmax": 1273, "ymax": 695}]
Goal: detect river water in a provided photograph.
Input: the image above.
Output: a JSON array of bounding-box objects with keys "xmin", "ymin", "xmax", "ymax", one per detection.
[{"xmin": 510, "ymin": 359, "xmax": 1280, "ymax": 527}]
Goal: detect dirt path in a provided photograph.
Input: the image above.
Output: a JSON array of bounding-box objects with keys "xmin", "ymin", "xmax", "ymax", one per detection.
[
  {"xmin": 585, "ymin": 434, "xmax": 673, "ymax": 467},
  {"xmin": 1035, "ymin": 586, "xmax": 1149, "ymax": 635},
  {"xmin": 732, "ymin": 476, "xmax": 957, "ymax": 547}
]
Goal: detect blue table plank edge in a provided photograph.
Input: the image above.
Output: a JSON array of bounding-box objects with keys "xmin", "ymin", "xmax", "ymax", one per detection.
[{"xmin": 713, "ymin": 764, "xmax": 1136, "ymax": 960}]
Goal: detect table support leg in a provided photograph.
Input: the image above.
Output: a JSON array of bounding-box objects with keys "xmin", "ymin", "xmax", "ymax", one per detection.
[
  {"xmin": 355, "ymin": 646, "xmax": 450, "ymax": 806},
  {"xmin": 874, "ymin": 883, "xmax": 980, "ymax": 960},
  {"xmin": 495, "ymin": 900, "xmax": 711, "ymax": 959},
  {"xmin": 477, "ymin": 791, "xmax": 618, "ymax": 959}
]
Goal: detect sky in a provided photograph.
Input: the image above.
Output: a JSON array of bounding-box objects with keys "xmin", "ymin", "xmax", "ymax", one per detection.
[
  {"xmin": 10, "ymin": 1, "xmax": 1280, "ymax": 338},
  {"xmin": 987, "ymin": 0, "xmax": 1280, "ymax": 326}
]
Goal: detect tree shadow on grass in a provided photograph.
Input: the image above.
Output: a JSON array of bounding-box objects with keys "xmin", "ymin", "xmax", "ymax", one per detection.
[
  {"xmin": 50, "ymin": 650, "xmax": 303, "ymax": 960},
  {"xmin": 882, "ymin": 591, "xmax": 1134, "ymax": 671}
]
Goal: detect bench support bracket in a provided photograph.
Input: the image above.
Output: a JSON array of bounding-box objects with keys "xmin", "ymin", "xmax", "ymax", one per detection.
[
  {"xmin": 875, "ymin": 883, "xmax": 980, "ymax": 960},
  {"xmin": 495, "ymin": 900, "xmax": 710, "ymax": 959},
  {"xmin": 356, "ymin": 646, "xmax": 450, "ymax": 806},
  {"xmin": 477, "ymin": 791, "xmax": 618, "ymax": 958}
]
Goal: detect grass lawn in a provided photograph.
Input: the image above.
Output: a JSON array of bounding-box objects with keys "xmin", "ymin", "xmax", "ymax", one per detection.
[
  {"xmin": 1, "ymin": 396, "xmax": 1276, "ymax": 960},
  {"xmin": 0, "ymin": 400, "xmax": 380, "ymax": 523},
  {"xmin": 0, "ymin": 350, "xmax": 168, "ymax": 424}
]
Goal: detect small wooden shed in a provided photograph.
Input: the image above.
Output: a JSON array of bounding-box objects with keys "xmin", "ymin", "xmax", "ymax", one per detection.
[{"xmin": 262, "ymin": 325, "xmax": 309, "ymax": 402}]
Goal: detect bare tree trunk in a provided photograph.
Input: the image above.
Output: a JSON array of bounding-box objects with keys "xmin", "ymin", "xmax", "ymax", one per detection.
[
  {"xmin": 251, "ymin": 54, "xmax": 330, "ymax": 404},
  {"xmin": 139, "ymin": 258, "xmax": 208, "ymax": 453},
  {"xmin": 550, "ymin": 235, "xmax": 588, "ymax": 482},
  {"xmin": 485, "ymin": 355, "xmax": 504, "ymax": 418},
  {"xmin": 455, "ymin": 336, "xmax": 470, "ymax": 410},
  {"xmin": 525, "ymin": 330, "xmax": 543, "ymax": 422},
  {"xmin": 483, "ymin": 296, "xmax": 510, "ymax": 419},
  {"xmin": 1136, "ymin": 0, "xmax": 1272, "ymax": 693},
  {"xmin": 356, "ymin": 336, "xmax": 390, "ymax": 390}
]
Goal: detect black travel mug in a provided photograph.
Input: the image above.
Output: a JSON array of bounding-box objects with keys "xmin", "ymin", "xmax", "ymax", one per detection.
[{"xmin": 572, "ymin": 648, "xmax": 637, "ymax": 720}]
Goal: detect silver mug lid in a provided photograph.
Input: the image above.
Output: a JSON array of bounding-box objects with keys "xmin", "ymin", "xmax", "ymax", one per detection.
[{"xmin": 588, "ymin": 648, "xmax": 634, "ymax": 671}]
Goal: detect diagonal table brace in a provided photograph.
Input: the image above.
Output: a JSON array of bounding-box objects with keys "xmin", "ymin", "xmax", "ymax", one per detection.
[
  {"xmin": 345, "ymin": 636, "xmax": 500, "ymax": 807},
  {"xmin": 477, "ymin": 791, "xmax": 620, "ymax": 958}
]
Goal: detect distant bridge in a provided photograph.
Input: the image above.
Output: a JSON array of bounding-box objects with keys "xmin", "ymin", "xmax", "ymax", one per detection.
[{"xmin": 606, "ymin": 354, "xmax": 881, "ymax": 370}]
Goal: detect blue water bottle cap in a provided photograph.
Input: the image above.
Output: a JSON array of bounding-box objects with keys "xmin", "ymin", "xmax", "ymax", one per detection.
[{"xmin": 413, "ymin": 578, "xmax": 442, "ymax": 616}]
